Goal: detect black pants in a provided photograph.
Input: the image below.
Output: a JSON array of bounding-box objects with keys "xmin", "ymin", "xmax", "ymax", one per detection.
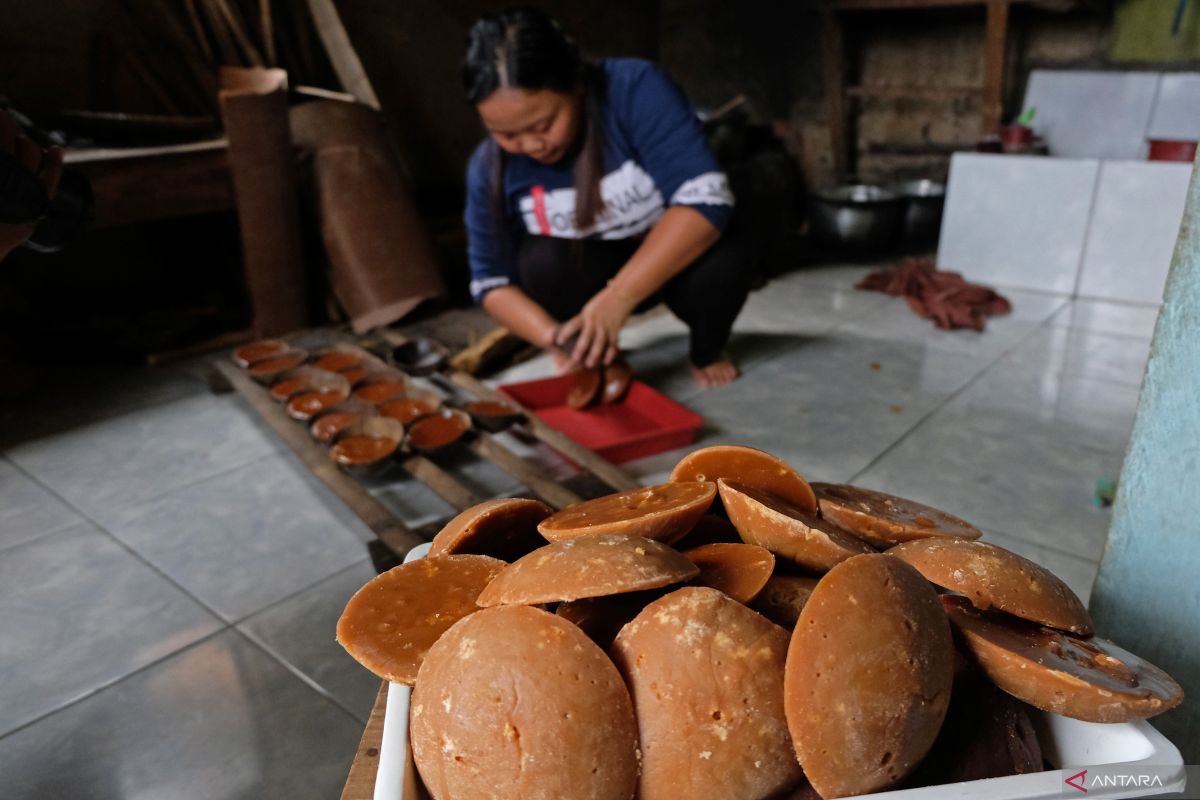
[{"xmin": 516, "ymin": 230, "xmax": 751, "ymax": 367}]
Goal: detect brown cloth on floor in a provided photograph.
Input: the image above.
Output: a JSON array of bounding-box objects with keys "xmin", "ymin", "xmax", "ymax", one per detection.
[{"xmin": 856, "ymin": 257, "xmax": 1012, "ymax": 332}]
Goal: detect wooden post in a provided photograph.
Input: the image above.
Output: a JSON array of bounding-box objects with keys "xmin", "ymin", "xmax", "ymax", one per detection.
[
  {"xmin": 981, "ymin": 0, "xmax": 1010, "ymax": 135},
  {"xmin": 819, "ymin": 9, "xmax": 849, "ymax": 183}
]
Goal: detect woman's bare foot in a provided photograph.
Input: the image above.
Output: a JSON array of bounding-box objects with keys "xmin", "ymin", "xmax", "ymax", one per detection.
[{"xmin": 691, "ymin": 355, "xmax": 739, "ymax": 388}]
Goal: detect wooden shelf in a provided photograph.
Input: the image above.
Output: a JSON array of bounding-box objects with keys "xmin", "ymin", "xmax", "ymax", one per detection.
[
  {"xmin": 846, "ymin": 84, "xmax": 983, "ymax": 99},
  {"xmin": 820, "ymin": 0, "xmax": 1013, "ymax": 181}
]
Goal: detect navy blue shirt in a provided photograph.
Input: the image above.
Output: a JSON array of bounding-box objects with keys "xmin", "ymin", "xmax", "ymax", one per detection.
[{"xmin": 464, "ymin": 58, "xmax": 735, "ymax": 303}]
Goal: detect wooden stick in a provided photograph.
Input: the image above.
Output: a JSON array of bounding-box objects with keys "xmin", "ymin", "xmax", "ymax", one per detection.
[
  {"xmin": 259, "ymin": 0, "xmax": 277, "ymax": 65},
  {"xmin": 981, "ymin": 0, "xmax": 1010, "ymax": 135},
  {"xmin": 304, "ymin": 0, "xmax": 381, "ymax": 109},
  {"xmin": 398, "ymin": 455, "xmax": 481, "ymax": 512},
  {"xmin": 468, "ymin": 433, "xmax": 584, "ymax": 510}
]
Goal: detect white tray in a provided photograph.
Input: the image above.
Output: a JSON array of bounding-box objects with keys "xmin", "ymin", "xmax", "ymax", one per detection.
[{"xmin": 373, "ymin": 543, "xmax": 1185, "ymax": 800}]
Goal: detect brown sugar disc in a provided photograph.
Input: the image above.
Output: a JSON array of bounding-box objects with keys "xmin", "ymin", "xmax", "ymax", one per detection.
[
  {"xmin": 286, "ymin": 389, "xmax": 344, "ymax": 421},
  {"xmin": 906, "ymin": 662, "xmax": 1042, "ymax": 787},
  {"xmin": 813, "ymin": 482, "xmax": 982, "ymax": 548},
  {"xmin": 330, "ymin": 435, "xmax": 396, "ymax": 466},
  {"xmin": 889, "ymin": 538, "xmax": 1093, "ymax": 635},
  {"xmin": 611, "ymin": 587, "xmax": 803, "ymax": 800},
  {"xmin": 601, "ymin": 359, "xmax": 633, "ymax": 404},
  {"xmin": 309, "ymin": 411, "xmax": 360, "ymax": 444},
  {"xmin": 335, "ymin": 554, "xmax": 505, "ymax": 685},
  {"xmin": 784, "ymin": 554, "xmax": 954, "ymax": 799},
  {"xmin": 671, "ymin": 445, "xmax": 817, "ymax": 515},
  {"xmin": 681, "ymin": 542, "xmax": 775, "ymax": 604},
  {"xmin": 719, "ymin": 479, "xmax": 875, "ymax": 572},
  {"xmin": 428, "ymin": 498, "xmax": 555, "ymax": 561},
  {"xmin": 750, "ymin": 575, "xmax": 819, "ymax": 630},
  {"xmin": 942, "ymin": 594, "xmax": 1184, "ymax": 723},
  {"xmin": 411, "ymin": 605, "xmax": 639, "ymax": 800},
  {"xmin": 566, "ymin": 366, "xmax": 602, "ymax": 409},
  {"xmin": 537, "ymin": 481, "xmax": 716, "ymax": 545},
  {"xmin": 269, "ymin": 376, "xmax": 308, "ymax": 401},
  {"xmin": 556, "ymin": 588, "xmax": 668, "ymax": 648},
  {"xmin": 476, "ymin": 534, "xmax": 699, "ymax": 607},
  {"xmin": 247, "ymin": 350, "xmax": 306, "ymax": 375},
  {"xmin": 232, "ymin": 338, "xmax": 288, "ymax": 367},
  {"xmin": 313, "ymin": 351, "xmax": 364, "ymax": 372}
]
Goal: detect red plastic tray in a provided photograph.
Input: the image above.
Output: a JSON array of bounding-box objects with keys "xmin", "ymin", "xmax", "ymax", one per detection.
[{"xmin": 498, "ymin": 374, "xmax": 703, "ymax": 464}]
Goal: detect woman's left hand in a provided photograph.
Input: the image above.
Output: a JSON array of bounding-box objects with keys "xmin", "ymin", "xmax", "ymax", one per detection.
[{"xmin": 556, "ymin": 285, "xmax": 637, "ymax": 368}]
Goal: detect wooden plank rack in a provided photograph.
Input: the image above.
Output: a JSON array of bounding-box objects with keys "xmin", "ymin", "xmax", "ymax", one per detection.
[{"xmin": 209, "ymin": 329, "xmax": 639, "ymax": 561}]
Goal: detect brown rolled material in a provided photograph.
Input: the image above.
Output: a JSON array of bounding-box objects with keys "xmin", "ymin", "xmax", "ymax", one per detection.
[
  {"xmin": 538, "ymin": 481, "xmax": 716, "ymax": 545},
  {"xmin": 682, "ymin": 542, "xmax": 775, "ymax": 604},
  {"xmin": 671, "ymin": 445, "xmax": 817, "ymax": 515},
  {"xmin": 476, "ymin": 534, "xmax": 698, "ymax": 607},
  {"xmin": 429, "ymin": 498, "xmax": 554, "ymax": 561},
  {"xmin": 719, "ymin": 479, "xmax": 875, "ymax": 573},
  {"xmin": 218, "ymin": 68, "xmax": 307, "ymax": 336},
  {"xmin": 612, "ymin": 587, "xmax": 803, "ymax": 800},
  {"xmin": 290, "ymin": 100, "xmax": 445, "ymax": 333},
  {"xmin": 889, "ymin": 538, "xmax": 1093, "ymax": 636},
  {"xmin": 785, "ymin": 554, "xmax": 953, "ymax": 798},
  {"xmin": 411, "ymin": 606, "xmax": 639, "ymax": 800},
  {"xmin": 813, "ymin": 482, "xmax": 981, "ymax": 548},
  {"xmin": 335, "ymin": 554, "xmax": 505, "ymax": 685},
  {"xmin": 750, "ymin": 575, "xmax": 819, "ymax": 630},
  {"xmin": 246, "ymin": 350, "xmax": 306, "ymax": 377},
  {"xmin": 905, "ymin": 660, "xmax": 1042, "ymax": 787},
  {"xmin": 942, "ymin": 594, "xmax": 1184, "ymax": 723}
]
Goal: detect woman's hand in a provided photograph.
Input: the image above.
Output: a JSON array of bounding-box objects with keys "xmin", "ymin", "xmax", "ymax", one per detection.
[{"xmin": 556, "ymin": 284, "xmax": 638, "ymax": 368}]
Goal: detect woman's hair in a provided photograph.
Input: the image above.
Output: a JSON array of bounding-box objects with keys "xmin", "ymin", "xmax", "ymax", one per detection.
[{"xmin": 462, "ymin": 7, "xmax": 606, "ymax": 232}]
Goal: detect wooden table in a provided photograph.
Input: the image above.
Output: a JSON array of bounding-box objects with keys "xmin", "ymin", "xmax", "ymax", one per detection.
[{"xmin": 341, "ymin": 683, "xmax": 390, "ymax": 800}]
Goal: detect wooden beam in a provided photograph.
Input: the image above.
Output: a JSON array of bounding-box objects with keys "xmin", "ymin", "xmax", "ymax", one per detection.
[
  {"xmin": 211, "ymin": 359, "xmax": 428, "ymax": 556},
  {"xmin": 398, "ymin": 455, "xmax": 481, "ymax": 512},
  {"xmin": 304, "ymin": 0, "xmax": 381, "ymax": 110},
  {"xmin": 468, "ymin": 434, "xmax": 584, "ymax": 510},
  {"xmin": 819, "ymin": 10, "xmax": 849, "ymax": 183},
  {"xmin": 981, "ymin": 0, "xmax": 1010, "ymax": 135},
  {"xmin": 446, "ymin": 370, "xmax": 641, "ymax": 493},
  {"xmin": 846, "ymin": 84, "xmax": 982, "ymax": 99},
  {"xmin": 340, "ymin": 682, "xmax": 388, "ymax": 800},
  {"xmin": 821, "ymin": 0, "xmax": 1030, "ymax": 9}
]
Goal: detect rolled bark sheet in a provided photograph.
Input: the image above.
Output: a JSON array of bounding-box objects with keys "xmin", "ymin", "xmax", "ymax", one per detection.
[
  {"xmin": 290, "ymin": 101, "xmax": 445, "ymax": 333},
  {"xmin": 218, "ymin": 67, "xmax": 308, "ymax": 336}
]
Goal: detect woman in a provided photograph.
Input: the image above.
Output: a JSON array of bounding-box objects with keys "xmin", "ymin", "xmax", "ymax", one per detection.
[{"xmin": 461, "ymin": 7, "xmax": 750, "ymax": 387}]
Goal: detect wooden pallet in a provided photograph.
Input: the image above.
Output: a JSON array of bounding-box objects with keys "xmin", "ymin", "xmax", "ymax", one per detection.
[{"xmin": 208, "ymin": 332, "xmax": 639, "ymax": 560}]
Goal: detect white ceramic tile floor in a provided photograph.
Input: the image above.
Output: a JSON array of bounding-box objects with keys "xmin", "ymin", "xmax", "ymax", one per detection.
[{"xmin": 0, "ymin": 267, "xmax": 1153, "ymax": 797}]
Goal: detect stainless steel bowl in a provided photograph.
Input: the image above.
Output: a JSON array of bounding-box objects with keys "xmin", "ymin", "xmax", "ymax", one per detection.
[
  {"xmin": 892, "ymin": 179, "xmax": 946, "ymax": 244},
  {"xmin": 808, "ymin": 184, "xmax": 902, "ymax": 253}
]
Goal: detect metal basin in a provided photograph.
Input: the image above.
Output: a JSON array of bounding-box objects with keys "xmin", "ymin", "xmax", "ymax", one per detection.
[
  {"xmin": 808, "ymin": 184, "xmax": 902, "ymax": 253},
  {"xmin": 892, "ymin": 179, "xmax": 946, "ymax": 245}
]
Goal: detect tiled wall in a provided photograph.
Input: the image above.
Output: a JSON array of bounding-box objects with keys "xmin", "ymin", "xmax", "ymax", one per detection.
[{"xmin": 937, "ymin": 154, "xmax": 1192, "ymax": 304}]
